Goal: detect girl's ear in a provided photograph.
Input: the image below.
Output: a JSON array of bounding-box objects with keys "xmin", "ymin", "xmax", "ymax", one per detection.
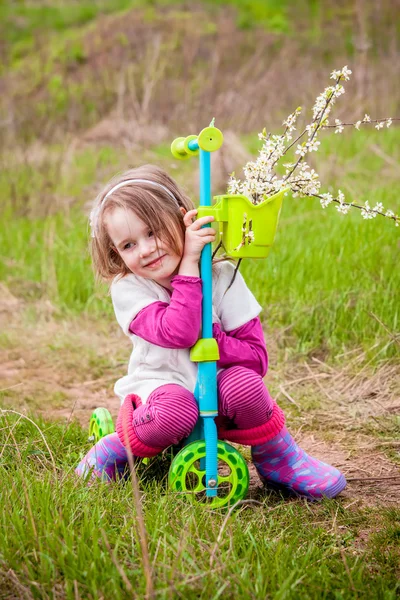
[{"xmin": 179, "ymin": 207, "xmax": 186, "ymax": 217}]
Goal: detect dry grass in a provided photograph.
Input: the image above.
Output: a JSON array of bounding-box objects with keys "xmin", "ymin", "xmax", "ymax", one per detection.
[{"xmin": 1, "ymin": 3, "xmax": 400, "ymax": 151}]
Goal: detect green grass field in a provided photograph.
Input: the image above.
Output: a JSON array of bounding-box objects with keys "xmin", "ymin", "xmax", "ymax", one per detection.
[
  {"xmin": 1, "ymin": 128, "xmax": 399, "ymax": 359},
  {"xmin": 0, "ymin": 1, "xmax": 399, "ymax": 597},
  {"xmin": 0, "ymin": 414, "xmax": 399, "ymax": 599},
  {"xmin": 1, "ymin": 127, "xmax": 399, "ymax": 599}
]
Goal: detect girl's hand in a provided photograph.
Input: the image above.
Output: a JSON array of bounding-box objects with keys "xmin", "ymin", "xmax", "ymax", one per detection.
[{"xmin": 182, "ymin": 209, "xmax": 216, "ymax": 262}]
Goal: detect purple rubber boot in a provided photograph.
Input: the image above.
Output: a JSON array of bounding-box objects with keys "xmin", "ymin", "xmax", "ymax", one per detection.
[
  {"xmin": 75, "ymin": 432, "xmax": 128, "ymax": 483},
  {"xmin": 252, "ymin": 427, "xmax": 346, "ymax": 500}
]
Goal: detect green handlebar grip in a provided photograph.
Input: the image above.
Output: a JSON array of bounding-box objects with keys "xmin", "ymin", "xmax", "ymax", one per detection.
[
  {"xmin": 171, "ymin": 137, "xmax": 191, "ymax": 160},
  {"xmin": 171, "ymin": 128, "xmax": 223, "ymax": 159}
]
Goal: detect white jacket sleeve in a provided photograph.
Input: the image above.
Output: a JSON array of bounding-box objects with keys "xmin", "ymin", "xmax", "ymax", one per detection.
[{"xmin": 215, "ymin": 261, "xmax": 262, "ymax": 332}]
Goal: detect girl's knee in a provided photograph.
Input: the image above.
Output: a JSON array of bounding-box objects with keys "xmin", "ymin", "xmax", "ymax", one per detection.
[
  {"xmin": 135, "ymin": 385, "xmax": 198, "ymax": 448},
  {"xmin": 218, "ymin": 366, "xmax": 265, "ymax": 398},
  {"xmin": 153, "ymin": 387, "xmax": 198, "ymax": 432},
  {"xmin": 218, "ymin": 366, "xmax": 274, "ymax": 425}
]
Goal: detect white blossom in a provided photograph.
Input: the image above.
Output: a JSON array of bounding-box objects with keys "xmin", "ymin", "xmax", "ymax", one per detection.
[
  {"xmin": 227, "ymin": 173, "xmax": 241, "ymax": 195},
  {"xmin": 330, "ymin": 66, "xmax": 352, "ymax": 81},
  {"xmin": 295, "ymin": 144, "xmax": 307, "ymax": 157},
  {"xmin": 335, "ymin": 119, "xmax": 344, "ymax": 134},
  {"xmin": 283, "ymin": 107, "xmax": 302, "ymax": 131},
  {"xmin": 320, "ymin": 193, "xmax": 333, "ymax": 208},
  {"xmin": 361, "ymin": 201, "xmax": 375, "ymax": 219},
  {"xmin": 306, "ymin": 139, "xmax": 320, "ymax": 152},
  {"xmin": 241, "ymin": 183, "xmax": 252, "ymax": 201},
  {"xmin": 243, "ymin": 161, "xmax": 258, "ymax": 179},
  {"xmin": 335, "ymin": 85, "xmax": 345, "ymax": 97},
  {"xmin": 335, "ymin": 189, "xmax": 351, "ymax": 215},
  {"xmin": 336, "ymin": 202, "xmax": 351, "ymax": 215},
  {"xmin": 312, "ymin": 82, "xmax": 346, "ymax": 121},
  {"xmin": 373, "ymin": 202, "xmax": 384, "ymax": 213},
  {"xmin": 286, "ymin": 161, "xmax": 321, "ymax": 197},
  {"xmin": 342, "ymin": 66, "xmax": 352, "ymax": 80},
  {"xmin": 226, "ymin": 66, "xmax": 397, "ymax": 228},
  {"xmin": 337, "ymin": 190, "xmax": 345, "ymax": 204},
  {"xmin": 273, "ymin": 179, "xmax": 286, "ymax": 190}
]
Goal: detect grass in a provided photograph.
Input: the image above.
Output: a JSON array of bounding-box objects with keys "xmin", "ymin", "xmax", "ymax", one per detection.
[
  {"xmin": 0, "ymin": 128, "xmax": 398, "ymax": 361},
  {"xmin": 0, "ymin": 0, "xmax": 135, "ymax": 67},
  {"xmin": 0, "ymin": 0, "xmax": 323, "ymax": 65},
  {"xmin": 2, "ymin": 0, "xmax": 397, "ymax": 153},
  {"xmin": 0, "ymin": 4, "xmax": 399, "ymax": 596},
  {"xmin": 0, "ymin": 413, "xmax": 399, "ymax": 599}
]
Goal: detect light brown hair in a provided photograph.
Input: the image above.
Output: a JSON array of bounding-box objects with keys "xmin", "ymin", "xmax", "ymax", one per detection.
[{"xmin": 90, "ymin": 165, "xmax": 195, "ymax": 281}]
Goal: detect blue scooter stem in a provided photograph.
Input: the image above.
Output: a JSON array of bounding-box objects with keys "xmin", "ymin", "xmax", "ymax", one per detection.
[{"xmin": 198, "ymin": 148, "xmax": 218, "ymax": 496}]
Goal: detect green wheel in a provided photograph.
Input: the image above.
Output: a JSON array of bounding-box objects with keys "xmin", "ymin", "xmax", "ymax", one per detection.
[
  {"xmin": 168, "ymin": 440, "xmax": 249, "ymax": 508},
  {"xmin": 89, "ymin": 407, "xmax": 114, "ymax": 443},
  {"xmin": 197, "ymin": 126, "xmax": 224, "ymax": 152}
]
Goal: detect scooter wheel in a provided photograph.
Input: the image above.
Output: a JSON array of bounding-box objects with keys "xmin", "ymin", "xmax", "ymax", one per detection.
[
  {"xmin": 88, "ymin": 407, "xmax": 114, "ymax": 443},
  {"xmin": 168, "ymin": 440, "xmax": 249, "ymax": 508}
]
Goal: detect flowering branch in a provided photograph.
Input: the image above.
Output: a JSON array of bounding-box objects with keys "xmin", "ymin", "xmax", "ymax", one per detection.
[
  {"xmin": 323, "ymin": 116, "xmax": 398, "ymax": 132},
  {"xmin": 310, "ymin": 193, "xmax": 396, "ymax": 222},
  {"xmin": 228, "ymin": 66, "xmax": 399, "ymax": 227},
  {"xmin": 283, "ymin": 74, "xmax": 343, "ymax": 181}
]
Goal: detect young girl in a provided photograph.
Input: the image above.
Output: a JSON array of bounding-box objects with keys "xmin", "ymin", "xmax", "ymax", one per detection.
[{"xmin": 76, "ymin": 164, "xmax": 346, "ymax": 500}]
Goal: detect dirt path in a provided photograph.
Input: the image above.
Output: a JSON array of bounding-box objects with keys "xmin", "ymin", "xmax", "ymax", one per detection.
[{"xmin": 1, "ymin": 296, "xmax": 399, "ymax": 506}]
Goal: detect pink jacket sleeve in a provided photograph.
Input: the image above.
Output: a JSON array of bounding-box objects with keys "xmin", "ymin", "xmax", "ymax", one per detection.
[
  {"xmin": 212, "ymin": 318, "xmax": 268, "ymax": 378},
  {"xmin": 130, "ymin": 276, "xmax": 268, "ymax": 376},
  {"xmin": 129, "ymin": 275, "xmax": 202, "ymax": 349}
]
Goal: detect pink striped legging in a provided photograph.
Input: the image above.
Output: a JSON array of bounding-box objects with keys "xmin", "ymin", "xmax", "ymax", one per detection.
[
  {"xmin": 131, "ymin": 365, "xmax": 274, "ymax": 449},
  {"xmin": 75, "ymin": 366, "xmax": 275, "ymax": 480}
]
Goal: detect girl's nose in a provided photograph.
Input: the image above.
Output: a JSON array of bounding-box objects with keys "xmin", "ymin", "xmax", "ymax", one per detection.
[{"xmin": 139, "ymin": 239, "xmax": 156, "ymax": 258}]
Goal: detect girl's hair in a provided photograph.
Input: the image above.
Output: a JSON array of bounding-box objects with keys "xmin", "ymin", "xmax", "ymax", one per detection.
[{"xmin": 90, "ymin": 165, "xmax": 195, "ymax": 281}]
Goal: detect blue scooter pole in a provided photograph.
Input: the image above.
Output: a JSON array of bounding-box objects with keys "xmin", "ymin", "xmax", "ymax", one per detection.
[{"xmin": 171, "ymin": 127, "xmax": 224, "ymax": 497}]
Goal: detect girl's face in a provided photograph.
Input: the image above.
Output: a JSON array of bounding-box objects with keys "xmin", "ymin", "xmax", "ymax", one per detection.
[{"xmin": 105, "ymin": 207, "xmax": 182, "ymax": 289}]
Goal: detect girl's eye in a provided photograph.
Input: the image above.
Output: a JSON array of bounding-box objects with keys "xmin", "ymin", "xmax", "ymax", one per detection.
[
  {"xmin": 148, "ymin": 230, "xmax": 153, "ymax": 237},
  {"xmin": 123, "ymin": 242, "xmax": 135, "ymax": 250}
]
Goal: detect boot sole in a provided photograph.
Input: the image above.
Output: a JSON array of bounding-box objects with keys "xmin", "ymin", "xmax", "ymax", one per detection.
[{"xmin": 263, "ymin": 473, "xmax": 347, "ymax": 501}]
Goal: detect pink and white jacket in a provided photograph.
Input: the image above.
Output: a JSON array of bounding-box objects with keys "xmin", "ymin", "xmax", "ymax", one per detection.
[{"xmin": 111, "ymin": 260, "xmax": 267, "ymax": 404}]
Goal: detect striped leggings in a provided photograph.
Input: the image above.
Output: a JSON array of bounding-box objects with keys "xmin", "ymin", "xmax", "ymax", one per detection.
[
  {"xmin": 126, "ymin": 365, "xmax": 274, "ymax": 448},
  {"xmin": 76, "ymin": 366, "xmax": 274, "ymax": 479}
]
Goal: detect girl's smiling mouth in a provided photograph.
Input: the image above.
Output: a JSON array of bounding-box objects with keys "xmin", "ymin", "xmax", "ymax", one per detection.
[{"xmin": 145, "ymin": 254, "xmax": 167, "ymax": 268}]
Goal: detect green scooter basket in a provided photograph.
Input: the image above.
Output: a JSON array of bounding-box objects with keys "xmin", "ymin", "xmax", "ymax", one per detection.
[{"xmin": 197, "ymin": 189, "xmax": 287, "ymax": 259}]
